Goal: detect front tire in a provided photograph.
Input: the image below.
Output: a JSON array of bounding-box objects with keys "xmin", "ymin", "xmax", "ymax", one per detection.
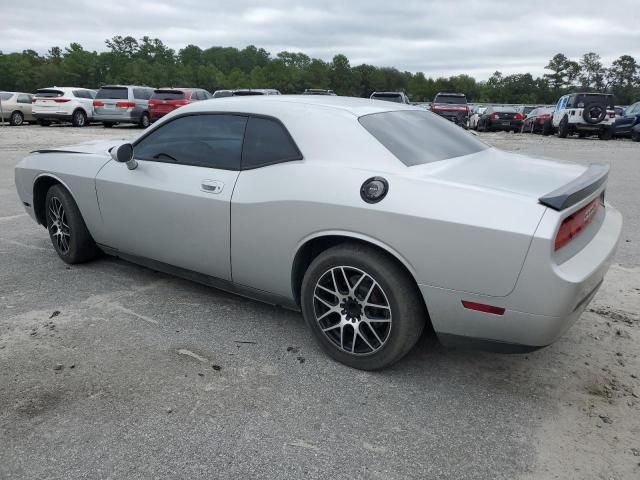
[
  {"xmin": 301, "ymin": 244, "xmax": 426, "ymax": 370},
  {"xmin": 9, "ymin": 111, "xmax": 24, "ymax": 126},
  {"xmin": 45, "ymin": 185, "xmax": 98, "ymax": 264},
  {"xmin": 557, "ymin": 116, "xmax": 569, "ymax": 138}
]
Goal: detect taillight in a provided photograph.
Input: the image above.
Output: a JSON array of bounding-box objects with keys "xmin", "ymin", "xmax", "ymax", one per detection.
[
  {"xmin": 490, "ymin": 113, "xmax": 498, "ymax": 120},
  {"xmin": 53, "ymin": 98, "xmax": 70, "ymax": 103},
  {"xmin": 514, "ymin": 113, "xmax": 525, "ymax": 120},
  {"xmin": 173, "ymin": 100, "xmax": 190, "ymax": 106},
  {"xmin": 93, "ymin": 100, "xmax": 104, "ymax": 107},
  {"xmin": 607, "ymin": 111, "xmax": 615, "ymax": 118},
  {"xmin": 116, "ymin": 102, "xmax": 136, "ymax": 108},
  {"xmin": 554, "ymin": 198, "xmax": 600, "ymax": 251}
]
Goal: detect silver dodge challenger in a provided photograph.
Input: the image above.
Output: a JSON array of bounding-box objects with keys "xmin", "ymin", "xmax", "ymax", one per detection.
[{"xmin": 14, "ymin": 96, "xmax": 623, "ymax": 370}]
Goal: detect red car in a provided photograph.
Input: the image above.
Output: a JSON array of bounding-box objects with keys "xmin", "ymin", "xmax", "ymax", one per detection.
[
  {"xmin": 148, "ymin": 88, "xmax": 212, "ymax": 122},
  {"xmin": 521, "ymin": 107, "xmax": 554, "ymax": 134}
]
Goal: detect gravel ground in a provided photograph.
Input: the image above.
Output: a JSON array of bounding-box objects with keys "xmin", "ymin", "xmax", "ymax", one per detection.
[{"xmin": 0, "ymin": 124, "xmax": 638, "ymax": 479}]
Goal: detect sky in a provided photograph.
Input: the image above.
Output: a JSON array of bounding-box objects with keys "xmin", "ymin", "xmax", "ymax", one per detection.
[{"xmin": 1, "ymin": 0, "xmax": 638, "ymax": 80}]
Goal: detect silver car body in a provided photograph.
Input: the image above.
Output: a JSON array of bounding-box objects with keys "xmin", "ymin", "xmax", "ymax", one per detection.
[
  {"xmin": 0, "ymin": 91, "xmax": 35, "ymax": 123},
  {"xmin": 14, "ymin": 96, "xmax": 622, "ymax": 350},
  {"xmin": 93, "ymin": 85, "xmax": 155, "ymax": 125}
]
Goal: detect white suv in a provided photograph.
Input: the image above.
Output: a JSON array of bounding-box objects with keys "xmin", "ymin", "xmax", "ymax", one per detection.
[
  {"xmin": 33, "ymin": 87, "xmax": 97, "ymax": 127},
  {"xmin": 551, "ymin": 93, "xmax": 616, "ymax": 140}
]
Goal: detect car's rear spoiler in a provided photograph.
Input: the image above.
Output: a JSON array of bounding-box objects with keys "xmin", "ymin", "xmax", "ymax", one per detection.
[{"xmin": 538, "ymin": 163, "xmax": 609, "ymax": 211}]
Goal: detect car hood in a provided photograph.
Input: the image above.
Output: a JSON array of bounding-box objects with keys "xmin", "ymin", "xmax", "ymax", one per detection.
[
  {"xmin": 411, "ymin": 147, "xmax": 588, "ymax": 200},
  {"xmin": 33, "ymin": 138, "xmax": 131, "ymax": 156}
]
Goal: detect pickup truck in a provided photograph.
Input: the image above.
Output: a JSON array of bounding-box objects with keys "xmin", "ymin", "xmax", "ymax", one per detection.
[{"xmin": 430, "ymin": 92, "xmax": 469, "ymax": 128}]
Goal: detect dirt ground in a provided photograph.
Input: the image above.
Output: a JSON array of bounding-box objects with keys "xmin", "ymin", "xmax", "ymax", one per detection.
[{"xmin": 0, "ymin": 124, "xmax": 639, "ymax": 479}]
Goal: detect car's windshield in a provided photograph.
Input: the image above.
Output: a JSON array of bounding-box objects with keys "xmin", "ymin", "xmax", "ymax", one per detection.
[
  {"xmin": 213, "ymin": 91, "xmax": 233, "ymax": 98},
  {"xmin": 233, "ymin": 91, "xmax": 264, "ymax": 96},
  {"xmin": 96, "ymin": 87, "xmax": 128, "ymax": 100},
  {"xmin": 435, "ymin": 95, "xmax": 466, "ymax": 105},
  {"xmin": 371, "ymin": 94, "xmax": 403, "ymax": 103},
  {"xmin": 152, "ymin": 91, "xmax": 186, "ymax": 100},
  {"xmin": 359, "ymin": 110, "xmax": 489, "ymax": 166}
]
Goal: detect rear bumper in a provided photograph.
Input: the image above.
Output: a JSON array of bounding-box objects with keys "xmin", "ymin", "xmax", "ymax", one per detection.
[
  {"xmin": 487, "ymin": 120, "xmax": 523, "ymax": 130},
  {"xmin": 33, "ymin": 113, "xmax": 74, "ymax": 122},
  {"xmin": 421, "ymin": 203, "xmax": 622, "ymax": 349},
  {"xmin": 93, "ymin": 110, "xmax": 143, "ymax": 124}
]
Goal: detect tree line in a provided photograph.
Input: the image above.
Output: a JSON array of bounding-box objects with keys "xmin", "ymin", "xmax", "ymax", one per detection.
[{"xmin": 1, "ymin": 36, "xmax": 639, "ymax": 105}]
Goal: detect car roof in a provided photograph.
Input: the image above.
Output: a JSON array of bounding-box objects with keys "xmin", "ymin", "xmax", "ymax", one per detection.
[
  {"xmin": 100, "ymin": 85, "xmax": 152, "ymax": 89},
  {"xmin": 183, "ymin": 95, "xmax": 422, "ymax": 117}
]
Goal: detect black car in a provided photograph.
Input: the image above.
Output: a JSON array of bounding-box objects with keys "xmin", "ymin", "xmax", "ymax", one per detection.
[
  {"xmin": 613, "ymin": 101, "xmax": 640, "ymax": 138},
  {"xmin": 477, "ymin": 106, "xmax": 525, "ymax": 132}
]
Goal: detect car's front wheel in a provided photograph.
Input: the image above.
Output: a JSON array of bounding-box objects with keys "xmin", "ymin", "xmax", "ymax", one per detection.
[
  {"xmin": 557, "ymin": 116, "xmax": 569, "ymax": 138},
  {"xmin": 45, "ymin": 185, "xmax": 99, "ymax": 264},
  {"xmin": 9, "ymin": 111, "xmax": 24, "ymax": 126},
  {"xmin": 301, "ymin": 244, "xmax": 426, "ymax": 370}
]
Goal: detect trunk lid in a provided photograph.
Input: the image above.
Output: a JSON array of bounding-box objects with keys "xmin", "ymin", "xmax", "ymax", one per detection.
[{"xmin": 414, "ymin": 148, "xmax": 592, "ymax": 204}]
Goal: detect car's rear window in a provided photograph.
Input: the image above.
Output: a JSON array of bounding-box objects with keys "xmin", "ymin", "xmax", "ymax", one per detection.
[
  {"xmin": 359, "ymin": 110, "xmax": 489, "ymax": 166},
  {"xmin": 233, "ymin": 91, "xmax": 264, "ymax": 96},
  {"xmin": 0, "ymin": 92, "xmax": 13, "ymax": 101},
  {"xmin": 151, "ymin": 90, "xmax": 186, "ymax": 100},
  {"xmin": 35, "ymin": 89, "xmax": 64, "ymax": 98},
  {"xmin": 371, "ymin": 93, "xmax": 403, "ymax": 103},
  {"xmin": 494, "ymin": 107, "xmax": 517, "ymax": 113},
  {"xmin": 434, "ymin": 95, "xmax": 467, "ymax": 105},
  {"xmin": 95, "ymin": 87, "xmax": 128, "ymax": 100}
]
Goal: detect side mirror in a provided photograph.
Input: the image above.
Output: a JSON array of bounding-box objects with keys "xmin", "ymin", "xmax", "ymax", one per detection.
[{"xmin": 110, "ymin": 143, "xmax": 137, "ymax": 170}]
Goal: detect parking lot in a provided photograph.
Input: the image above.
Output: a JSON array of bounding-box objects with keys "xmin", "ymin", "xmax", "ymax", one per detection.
[{"xmin": 1, "ymin": 125, "xmax": 639, "ymax": 479}]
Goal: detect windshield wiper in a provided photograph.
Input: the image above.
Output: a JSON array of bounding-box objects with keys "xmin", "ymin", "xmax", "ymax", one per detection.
[{"xmin": 153, "ymin": 152, "xmax": 178, "ymax": 162}]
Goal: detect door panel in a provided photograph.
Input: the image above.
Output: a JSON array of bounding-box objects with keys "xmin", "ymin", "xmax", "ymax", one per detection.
[{"xmin": 96, "ymin": 160, "xmax": 238, "ymax": 281}]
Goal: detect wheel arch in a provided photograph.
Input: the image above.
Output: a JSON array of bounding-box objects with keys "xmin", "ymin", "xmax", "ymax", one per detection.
[
  {"xmin": 291, "ymin": 231, "xmax": 424, "ymax": 310},
  {"xmin": 32, "ymin": 174, "xmax": 77, "ymax": 227}
]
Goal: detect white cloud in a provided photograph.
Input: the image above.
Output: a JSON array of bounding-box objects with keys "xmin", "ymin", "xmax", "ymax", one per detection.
[{"xmin": 1, "ymin": 0, "xmax": 638, "ymax": 79}]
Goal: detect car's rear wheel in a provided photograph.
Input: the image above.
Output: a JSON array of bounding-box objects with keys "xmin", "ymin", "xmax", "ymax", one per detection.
[
  {"xmin": 9, "ymin": 111, "xmax": 24, "ymax": 126},
  {"xmin": 71, "ymin": 109, "xmax": 87, "ymax": 127},
  {"xmin": 45, "ymin": 185, "xmax": 98, "ymax": 264},
  {"xmin": 599, "ymin": 127, "xmax": 612, "ymax": 141},
  {"xmin": 557, "ymin": 116, "xmax": 569, "ymax": 138},
  {"xmin": 301, "ymin": 244, "xmax": 425, "ymax": 370},
  {"xmin": 139, "ymin": 112, "xmax": 150, "ymax": 128}
]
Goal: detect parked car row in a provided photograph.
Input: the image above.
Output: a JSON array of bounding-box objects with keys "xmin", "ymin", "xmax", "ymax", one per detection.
[
  {"xmin": 0, "ymin": 86, "xmax": 284, "ymax": 128},
  {"xmin": 3, "ymin": 86, "xmax": 639, "ymax": 142}
]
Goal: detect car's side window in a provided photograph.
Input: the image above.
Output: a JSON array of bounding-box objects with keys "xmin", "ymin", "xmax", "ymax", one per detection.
[
  {"xmin": 241, "ymin": 116, "xmax": 303, "ymax": 170},
  {"xmin": 17, "ymin": 94, "xmax": 31, "ymax": 104},
  {"xmin": 134, "ymin": 114, "xmax": 247, "ymax": 170}
]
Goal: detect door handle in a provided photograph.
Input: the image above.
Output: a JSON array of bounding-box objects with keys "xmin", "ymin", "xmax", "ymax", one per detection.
[{"xmin": 201, "ymin": 180, "xmax": 224, "ymax": 194}]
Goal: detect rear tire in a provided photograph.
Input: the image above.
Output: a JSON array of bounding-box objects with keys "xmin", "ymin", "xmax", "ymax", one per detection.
[
  {"xmin": 138, "ymin": 112, "xmax": 150, "ymax": 128},
  {"xmin": 557, "ymin": 116, "xmax": 569, "ymax": 138},
  {"xmin": 599, "ymin": 127, "xmax": 612, "ymax": 141},
  {"xmin": 9, "ymin": 111, "xmax": 24, "ymax": 126},
  {"xmin": 301, "ymin": 243, "xmax": 426, "ymax": 370},
  {"xmin": 45, "ymin": 185, "xmax": 98, "ymax": 264},
  {"xmin": 71, "ymin": 109, "xmax": 87, "ymax": 127}
]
